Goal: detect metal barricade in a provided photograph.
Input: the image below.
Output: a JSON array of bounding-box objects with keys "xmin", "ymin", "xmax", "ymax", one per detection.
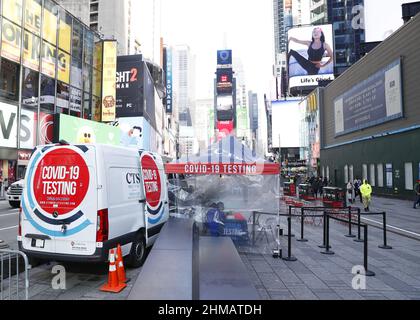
[{"xmin": 0, "ymin": 249, "xmax": 29, "ymax": 300}]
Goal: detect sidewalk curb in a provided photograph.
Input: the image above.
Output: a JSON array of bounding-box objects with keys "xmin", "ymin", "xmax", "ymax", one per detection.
[{"xmin": 361, "ymin": 217, "xmax": 420, "ymax": 242}]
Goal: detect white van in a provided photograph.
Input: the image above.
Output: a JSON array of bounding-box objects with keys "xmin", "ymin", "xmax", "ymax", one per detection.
[{"xmin": 18, "ymin": 143, "xmax": 169, "ymax": 267}]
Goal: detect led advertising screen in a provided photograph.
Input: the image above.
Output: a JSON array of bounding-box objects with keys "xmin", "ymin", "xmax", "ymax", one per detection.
[
  {"xmin": 271, "ymin": 99, "xmax": 302, "ymax": 148},
  {"xmin": 217, "ymin": 50, "xmax": 232, "ymax": 66},
  {"xmin": 287, "ymin": 24, "xmax": 335, "ymax": 89},
  {"xmin": 334, "ymin": 58, "xmax": 403, "ymax": 136},
  {"xmin": 216, "ymin": 68, "xmax": 233, "ymax": 94},
  {"xmin": 216, "ymin": 94, "xmax": 234, "ymax": 121},
  {"xmin": 116, "ymin": 55, "xmax": 143, "ymax": 118}
]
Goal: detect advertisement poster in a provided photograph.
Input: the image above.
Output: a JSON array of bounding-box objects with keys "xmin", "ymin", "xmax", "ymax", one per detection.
[
  {"xmin": 38, "ymin": 112, "xmax": 54, "ymax": 145},
  {"xmin": 1, "ymin": 19, "xmax": 22, "ymax": 63},
  {"xmin": 57, "ymin": 50, "xmax": 71, "ymax": 83},
  {"xmin": 271, "ymin": 99, "xmax": 302, "ymax": 148},
  {"xmin": 20, "ymin": 108, "xmax": 36, "ymax": 149},
  {"xmin": 23, "ymin": 31, "xmax": 40, "ymax": 71},
  {"xmin": 42, "ymin": 7, "xmax": 57, "ymax": 45},
  {"xmin": 57, "ymin": 113, "xmax": 120, "ymax": 145},
  {"xmin": 334, "ymin": 59, "xmax": 403, "ymax": 136},
  {"xmin": 3, "ymin": 0, "xmax": 23, "ymax": 25},
  {"xmin": 116, "ymin": 56, "xmax": 143, "ymax": 117},
  {"xmin": 24, "ymin": 0, "xmax": 42, "ymax": 36},
  {"xmin": 165, "ymin": 48, "xmax": 173, "ymax": 114},
  {"xmin": 287, "ymin": 24, "xmax": 335, "ymax": 89},
  {"xmin": 0, "ymin": 102, "xmax": 18, "ymax": 148},
  {"xmin": 41, "ymin": 41, "xmax": 57, "ymax": 78},
  {"xmin": 58, "ymin": 19, "xmax": 71, "ymax": 53},
  {"xmin": 101, "ymin": 41, "xmax": 117, "ymax": 122}
]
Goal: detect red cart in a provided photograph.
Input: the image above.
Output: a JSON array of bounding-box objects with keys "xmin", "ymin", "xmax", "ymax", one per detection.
[
  {"xmin": 283, "ymin": 181, "xmax": 296, "ymax": 196},
  {"xmin": 298, "ymin": 184, "xmax": 316, "ymax": 201},
  {"xmin": 322, "ymin": 187, "xmax": 345, "ymax": 208}
]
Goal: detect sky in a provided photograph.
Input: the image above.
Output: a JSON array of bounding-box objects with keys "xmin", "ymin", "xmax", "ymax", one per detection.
[{"xmin": 160, "ymin": 0, "xmax": 275, "ymax": 100}]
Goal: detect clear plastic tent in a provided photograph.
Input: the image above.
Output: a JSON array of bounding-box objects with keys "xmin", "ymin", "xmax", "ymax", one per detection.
[{"xmin": 165, "ymin": 135, "xmax": 281, "ymax": 254}]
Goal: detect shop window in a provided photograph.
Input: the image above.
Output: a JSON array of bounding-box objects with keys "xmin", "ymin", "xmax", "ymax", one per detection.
[
  {"xmin": 40, "ymin": 74, "xmax": 55, "ymax": 112},
  {"xmin": 42, "ymin": 0, "xmax": 58, "ymax": 45},
  {"xmin": 0, "ymin": 58, "xmax": 20, "ymax": 101},
  {"xmin": 56, "ymin": 81, "xmax": 69, "ymax": 113},
  {"xmin": 58, "ymin": 9, "xmax": 72, "ymax": 53},
  {"xmin": 370, "ymin": 164, "xmax": 376, "ymax": 187},
  {"xmin": 83, "ymin": 29, "xmax": 94, "ymax": 66},
  {"xmin": 405, "ymin": 163, "xmax": 413, "ymax": 190},
  {"xmin": 1, "ymin": 19, "xmax": 22, "ymax": 64},
  {"xmin": 24, "ymin": 0, "xmax": 42, "ymax": 36},
  {"xmin": 71, "ymin": 58, "xmax": 83, "ymax": 89},
  {"xmin": 377, "ymin": 164, "xmax": 384, "ymax": 187},
  {"xmin": 69, "ymin": 86, "xmax": 82, "ymax": 117},
  {"xmin": 21, "ymin": 67, "xmax": 39, "ymax": 108},
  {"xmin": 362, "ymin": 164, "xmax": 368, "ymax": 182},
  {"xmin": 2, "ymin": 0, "xmax": 23, "ymax": 25},
  {"xmin": 23, "ymin": 31, "xmax": 41, "ymax": 71},
  {"xmin": 92, "ymin": 95, "xmax": 101, "ymax": 122},
  {"xmin": 83, "ymin": 63, "xmax": 92, "ymax": 93},
  {"xmin": 83, "ymin": 92, "xmax": 91, "ymax": 120},
  {"xmin": 72, "ymin": 20, "xmax": 83, "ymax": 61}
]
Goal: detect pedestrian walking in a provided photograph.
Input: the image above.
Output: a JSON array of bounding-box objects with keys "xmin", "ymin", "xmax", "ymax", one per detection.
[
  {"xmin": 312, "ymin": 178, "xmax": 319, "ymax": 198},
  {"xmin": 354, "ymin": 178, "xmax": 362, "ymax": 203},
  {"xmin": 414, "ymin": 180, "xmax": 420, "ymax": 209},
  {"xmin": 346, "ymin": 181, "xmax": 354, "ymax": 205},
  {"xmin": 360, "ymin": 179, "xmax": 372, "ymax": 212}
]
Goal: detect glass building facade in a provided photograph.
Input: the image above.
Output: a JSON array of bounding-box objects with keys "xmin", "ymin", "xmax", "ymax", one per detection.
[
  {"xmin": 327, "ymin": 0, "xmax": 365, "ymax": 75},
  {"xmin": 0, "ymin": 0, "xmax": 103, "ymax": 183}
]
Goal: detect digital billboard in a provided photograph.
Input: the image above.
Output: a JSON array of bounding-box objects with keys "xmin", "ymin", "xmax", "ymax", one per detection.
[
  {"xmin": 287, "ymin": 24, "xmax": 335, "ymax": 89},
  {"xmin": 217, "ymin": 50, "xmax": 232, "ymax": 66},
  {"xmin": 116, "ymin": 55, "xmax": 143, "ymax": 118},
  {"xmin": 334, "ymin": 58, "xmax": 403, "ymax": 136},
  {"xmin": 216, "ymin": 95, "xmax": 234, "ymax": 121},
  {"xmin": 101, "ymin": 40, "xmax": 117, "ymax": 122},
  {"xmin": 271, "ymin": 99, "xmax": 302, "ymax": 148},
  {"xmin": 55, "ymin": 113, "xmax": 120, "ymax": 145},
  {"xmin": 216, "ymin": 68, "xmax": 233, "ymax": 94}
]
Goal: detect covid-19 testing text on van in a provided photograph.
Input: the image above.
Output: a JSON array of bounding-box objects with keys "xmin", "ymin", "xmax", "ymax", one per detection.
[{"xmin": 18, "ymin": 143, "xmax": 169, "ymax": 267}]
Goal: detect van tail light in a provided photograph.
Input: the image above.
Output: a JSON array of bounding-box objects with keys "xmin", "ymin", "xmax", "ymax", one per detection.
[
  {"xmin": 96, "ymin": 209, "xmax": 109, "ymax": 242},
  {"xmin": 18, "ymin": 207, "xmax": 22, "ymax": 237}
]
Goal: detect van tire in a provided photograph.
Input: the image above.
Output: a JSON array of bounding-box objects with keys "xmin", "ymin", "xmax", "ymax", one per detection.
[
  {"xmin": 9, "ymin": 201, "xmax": 20, "ymax": 208},
  {"xmin": 126, "ymin": 233, "xmax": 146, "ymax": 268}
]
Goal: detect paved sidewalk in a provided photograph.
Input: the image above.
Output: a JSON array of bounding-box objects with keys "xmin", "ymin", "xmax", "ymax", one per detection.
[
  {"xmin": 349, "ymin": 196, "xmax": 420, "ymax": 236},
  {"xmin": 238, "ymin": 204, "xmax": 420, "ymax": 300}
]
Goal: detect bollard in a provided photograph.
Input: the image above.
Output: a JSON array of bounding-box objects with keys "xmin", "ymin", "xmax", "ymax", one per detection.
[
  {"xmin": 252, "ymin": 211, "xmax": 256, "ymax": 246},
  {"xmin": 345, "ymin": 207, "xmax": 356, "ymax": 238},
  {"xmin": 378, "ymin": 212, "xmax": 392, "ymax": 249},
  {"xmin": 282, "ymin": 215, "xmax": 297, "ymax": 262},
  {"xmin": 321, "ymin": 214, "xmax": 334, "ymax": 255},
  {"xmin": 284, "ymin": 206, "xmax": 295, "ymax": 237},
  {"xmin": 319, "ymin": 210, "xmax": 327, "ymax": 249},
  {"xmin": 297, "ymin": 207, "xmax": 308, "ymax": 242},
  {"xmin": 363, "ymin": 225, "xmax": 375, "ymax": 276},
  {"xmin": 354, "ymin": 209, "xmax": 364, "ymax": 243}
]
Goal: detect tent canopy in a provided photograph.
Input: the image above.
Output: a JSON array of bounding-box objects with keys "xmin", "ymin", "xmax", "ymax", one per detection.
[{"xmin": 165, "ymin": 135, "xmax": 280, "ymax": 175}]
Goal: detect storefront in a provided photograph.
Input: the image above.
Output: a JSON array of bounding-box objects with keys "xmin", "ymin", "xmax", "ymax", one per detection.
[
  {"xmin": 319, "ymin": 14, "xmax": 420, "ymax": 199},
  {"xmin": 0, "ymin": 0, "xmax": 106, "ymax": 183}
]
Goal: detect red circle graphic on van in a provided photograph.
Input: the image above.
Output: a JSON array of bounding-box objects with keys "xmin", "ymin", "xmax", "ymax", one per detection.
[
  {"xmin": 141, "ymin": 154, "xmax": 161, "ymax": 208},
  {"xmin": 33, "ymin": 148, "xmax": 89, "ymax": 215}
]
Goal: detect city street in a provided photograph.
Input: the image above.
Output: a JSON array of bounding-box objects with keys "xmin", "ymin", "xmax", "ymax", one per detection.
[{"xmin": 0, "ymin": 201, "xmax": 19, "ymax": 250}]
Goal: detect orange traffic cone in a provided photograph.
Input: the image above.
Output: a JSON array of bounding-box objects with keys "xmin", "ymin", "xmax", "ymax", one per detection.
[
  {"xmin": 115, "ymin": 244, "xmax": 128, "ymax": 283},
  {"xmin": 100, "ymin": 249, "xmax": 127, "ymax": 293}
]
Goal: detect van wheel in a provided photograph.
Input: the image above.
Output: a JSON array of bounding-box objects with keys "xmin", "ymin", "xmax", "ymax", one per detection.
[
  {"xmin": 126, "ymin": 233, "xmax": 146, "ymax": 268},
  {"xmin": 9, "ymin": 201, "xmax": 20, "ymax": 208}
]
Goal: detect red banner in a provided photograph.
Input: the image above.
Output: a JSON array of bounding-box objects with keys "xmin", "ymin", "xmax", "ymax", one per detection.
[{"xmin": 165, "ymin": 163, "xmax": 280, "ymax": 175}]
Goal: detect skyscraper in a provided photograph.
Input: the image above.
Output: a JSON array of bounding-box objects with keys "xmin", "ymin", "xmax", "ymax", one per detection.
[
  {"xmin": 56, "ymin": 0, "xmax": 140, "ymax": 55},
  {"xmin": 172, "ymin": 45, "xmax": 196, "ymax": 128}
]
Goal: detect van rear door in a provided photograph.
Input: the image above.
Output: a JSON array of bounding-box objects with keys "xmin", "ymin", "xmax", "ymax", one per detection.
[
  {"xmin": 21, "ymin": 145, "xmax": 98, "ymax": 256},
  {"xmin": 139, "ymin": 152, "xmax": 169, "ymax": 242}
]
